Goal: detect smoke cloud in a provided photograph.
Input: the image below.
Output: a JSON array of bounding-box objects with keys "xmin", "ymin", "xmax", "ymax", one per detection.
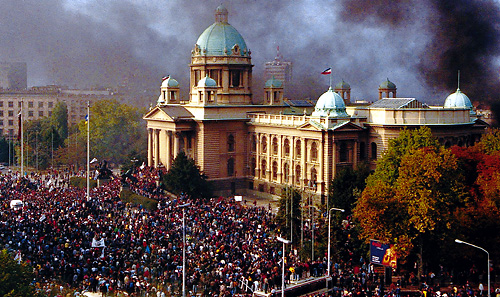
[{"xmin": 0, "ymin": 0, "xmax": 498, "ymax": 107}]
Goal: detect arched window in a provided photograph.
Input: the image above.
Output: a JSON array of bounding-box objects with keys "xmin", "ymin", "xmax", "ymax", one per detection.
[
  {"xmin": 311, "ymin": 142, "xmax": 318, "ymax": 161},
  {"xmin": 227, "ymin": 158, "xmax": 235, "ymax": 176},
  {"xmin": 227, "ymin": 134, "xmax": 235, "ymax": 152},
  {"xmin": 283, "ymin": 163, "xmax": 289, "ymax": 183},
  {"xmin": 311, "ymin": 167, "xmax": 317, "ymax": 185},
  {"xmin": 272, "ymin": 137, "xmax": 278, "ymax": 155},
  {"xmin": 272, "ymin": 161, "xmax": 278, "ymax": 181},
  {"xmin": 295, "ymin": 165, "xmax": 301, "ymax": 185},
  {"xmin": 251, "ymin": 135, "xmax": 257, "ymax": 152},
  {"xmin": 250, "ymin": 157, "xmax": 256, "ymax": 176},
  {"xmin": 262, "ymin": 136, "xmax": 267, "ymax": 154},
  {"xmin": 371, "ymin": 142, "xmax": 377, "ymax": 160},
  {"xmin": 295, "ymin": 140, "xmax": 301, "ymax": 158},
  {"xmin": 261, "ymin": 159, "xmax": 267, "ymax": 179},
  {"xmin": 284, "ymin": 138, "xmax": 290, "ymax": 156}
]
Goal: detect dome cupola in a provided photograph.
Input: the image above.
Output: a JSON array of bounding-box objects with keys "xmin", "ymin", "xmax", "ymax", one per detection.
[
  {"xmin": 312, "ymin": 87, "xmax": 349, "ymax": 117},
  {"xmin": 444, "ymin": 88, "xmax": 473, "ymax": 109}
]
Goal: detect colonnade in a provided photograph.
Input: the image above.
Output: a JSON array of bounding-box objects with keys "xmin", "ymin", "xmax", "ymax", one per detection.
[{"xmin": 147, "ymin": 128, "xmax": 192, "ymax": 169}]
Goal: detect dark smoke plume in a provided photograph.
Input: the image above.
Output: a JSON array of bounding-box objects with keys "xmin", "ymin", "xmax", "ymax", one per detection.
[{"xmin": 1, "ymin": 0, "xmax": 499, "ymax": 107}]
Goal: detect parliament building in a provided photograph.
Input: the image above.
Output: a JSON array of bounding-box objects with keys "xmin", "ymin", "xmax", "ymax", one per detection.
[{"xmin": 144, "ymin": 5, "xmax": 488, "ymax": 201}]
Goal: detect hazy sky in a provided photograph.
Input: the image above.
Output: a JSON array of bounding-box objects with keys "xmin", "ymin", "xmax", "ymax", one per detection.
[{"xmin": 0, "ymin": 0, "xmax": 499, "ymax": 106}]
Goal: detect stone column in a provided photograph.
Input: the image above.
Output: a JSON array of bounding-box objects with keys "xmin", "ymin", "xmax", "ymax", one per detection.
[
  {"xmin": 166, "ymin": 131, "xmax": 172, "ymax": 170},
  {"xmin": 154, "ymin": 129, "xmax": 160, "ymax": 168},
  {"xmin": 173, "ymin": 132, "xmax": 180, "ymax": 158},
  {"xmin": 147, "ymin": 128, "xmax": 153, "ymax": 167},
  {"xmin": 301, "ymin": 138, "xmax": 306, "ymax": 188}
]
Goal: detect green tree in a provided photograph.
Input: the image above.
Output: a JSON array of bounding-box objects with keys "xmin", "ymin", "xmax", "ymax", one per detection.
[
  {"xmin": 50, "ymin": 102, "xmax": 68, "ymax": 141},
  {"xmin": 78, "ymin": 99, "xmax": 147, "ymax": 165},
  {"xmin": 0, "ymin": 250, "xmax": 38, "ymax": 296},
  {"xmin": 162, "ymin": 151, "xmax": 213, "ymax": 199},
  {"xmin": 275, "ymin": 186, "xmax": 302, "ymax": 244},
  {"xmin": 328, "ymin": 164, "xmax": 370, "ymax": 215}
]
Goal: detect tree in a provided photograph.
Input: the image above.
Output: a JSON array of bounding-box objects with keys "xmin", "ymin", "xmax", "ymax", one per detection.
[
  {"xmin": 78, "ymin": 99, "xmax": 147, "ymax": 165},
  {"xmin": 354, "ymin": 128, "xmax": 467, "ymax": 277},
  {"xmin": 50, "ymin": 102, "xmax": 68, "ymax": 141},
  {"xmin": 275, "ymin": 186, "xmax": 302, "ymax": 244},
  {"xmin": 328, "ymin": 163, "xmax": 370, "ymax": 215},
  {"xmin": 162, "ymin": 151, "xmax": 212, "ymax": 199},
  {"xmin": 0, "ymin": 250, "xmax": 39, "ymax": 296}
]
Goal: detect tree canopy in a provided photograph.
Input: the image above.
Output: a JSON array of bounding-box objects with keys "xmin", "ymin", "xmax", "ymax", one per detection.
[
  {"xmin": 0, "ymin": 250, "xmax": 38, "ymax": 297},
  {"xmin": 162, "ymin": 151, "xmax": 213, "ymax": 199}
]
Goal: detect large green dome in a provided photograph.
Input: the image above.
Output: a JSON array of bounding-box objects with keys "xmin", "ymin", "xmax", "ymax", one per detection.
[{"xmin": 194, "ymin": 5, "xmax": 249, "ymax": 57}]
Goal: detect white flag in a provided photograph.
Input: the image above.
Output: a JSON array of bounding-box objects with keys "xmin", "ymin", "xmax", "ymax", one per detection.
[{"xmin": 92, "ymin": 238, "xmax": 105, "ymax": 247}]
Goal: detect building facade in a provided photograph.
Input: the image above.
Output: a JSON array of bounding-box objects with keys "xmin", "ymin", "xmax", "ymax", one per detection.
[
  {"xmin": 0, "ymin": 86, "xmax": 116, "ymax": 140},
  {"xmin": 144, "ymin": 5, "xmax": 488, "ymax": 200}
]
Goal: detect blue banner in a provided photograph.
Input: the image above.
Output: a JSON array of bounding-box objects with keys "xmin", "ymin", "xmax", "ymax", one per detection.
[{"xmin": 370, "ymin": 239, "xmax": 397, "ymax": 268}]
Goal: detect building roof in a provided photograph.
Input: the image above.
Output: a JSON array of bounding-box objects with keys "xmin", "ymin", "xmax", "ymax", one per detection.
[
  {"xmin": 197, "ymin": 76, "xmax": 217, "ymax": 88},
  {"xmin": 369, "ymin": 98, "xmax": 424, "ymax": 109},
  {"xmin": 161, "ymin": 76, "xmax": 179, "ymax": 88},
  {"xmin": 335, "ymin": 79, "xmax": 350, "ymax": 89},
  {"xmin": 195, "ymin": 7, "xmax": 248, "ymax": 57}
]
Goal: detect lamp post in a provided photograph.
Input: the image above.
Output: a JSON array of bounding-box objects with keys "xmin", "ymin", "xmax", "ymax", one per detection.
[
  {"xmin": 179, "ymin": 203, "xmax": 191, "ymax": 297},
  {"xmin": 277, "ymin": 236, "xmax": 292, "ymax": 297},
  {"xmin": 455, "ymin": 239, "xmax": 490, "ymax": 297},
  {"xmin": 308, "ymin": 205, "xmax": 319, "ymax": 262},
  {"xmin": 327, "ymin": 208, "xmax": 345, "ymax": 277}
]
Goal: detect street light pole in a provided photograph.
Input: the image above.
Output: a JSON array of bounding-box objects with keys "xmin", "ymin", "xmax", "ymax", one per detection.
[
  {"xmin": 179, "ymin": 203, "xmax": 191, "ymax": 297},
  {"xmin": 308, "ymin": 205, "xmax": 319, "ymax": 262},
  {"xmin": 277, "ymin": 236, "xmax": 292, "ymax": 297},
  {"xmin": 327, "ymin": 207, "xmax": 345, "ymax": 277},
  {"xmin": 455, "ymin": 239, "xmax": 490, "ymax": 297}
]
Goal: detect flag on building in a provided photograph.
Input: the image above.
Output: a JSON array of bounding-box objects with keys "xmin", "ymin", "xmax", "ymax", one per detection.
[{"xmin": 321, "ymin": 68, "xmax": 332, "ymax": 75}]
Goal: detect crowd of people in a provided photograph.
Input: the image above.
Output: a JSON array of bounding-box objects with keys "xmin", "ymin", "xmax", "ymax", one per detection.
[{"xmin": 0, "ymin": 167, "xmax": 497, "ymax": 297}]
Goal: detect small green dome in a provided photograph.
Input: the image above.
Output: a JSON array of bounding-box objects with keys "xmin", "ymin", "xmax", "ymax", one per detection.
[
  {"xmin": 195, "ymin": 6, "xmax": 248, "ymax": 57},
  {"xmin": 444, "ymin": 88, "xmax": 473, "ymax": 109},
  {"xmin": 312, "ymin": 87, "xmax": 348, "ymax": 117},
  {"xmin": 161, "ymin": 76, "xmax": 179, "ymax": 88},
  {"xmin": 197, "ymin": 75, "xmax": 217, "ymax": 88},
  {"xmin": 335, "ymin": 79, "xmax": 350, "ymax": 89},
  {"xmin": 379, "ymin": 78, "xmax": 396, "ymax": 89},
  {"xmin": 265, "ymin": 76, "xmax": 283, "ymax": 88}
]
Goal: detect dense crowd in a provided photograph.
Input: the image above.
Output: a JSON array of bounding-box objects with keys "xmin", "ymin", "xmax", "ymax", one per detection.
[{"xmin": 0, "ymin": 167, "xmax": 497, "ymax": 297}]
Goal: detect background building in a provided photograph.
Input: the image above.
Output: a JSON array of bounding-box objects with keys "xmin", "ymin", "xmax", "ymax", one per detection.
[
  {"xmin": 144, "ymin": 5, "xmax": 488, "ymax": 201},
  {"xmin": 264, "ymin": 47, "xmax": 293, "ymax": 87}
]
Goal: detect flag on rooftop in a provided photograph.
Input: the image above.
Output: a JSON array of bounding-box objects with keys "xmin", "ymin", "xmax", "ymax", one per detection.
[{"xmin": 321, "ymin": 68, "xmax": 332, "ymax": 75}]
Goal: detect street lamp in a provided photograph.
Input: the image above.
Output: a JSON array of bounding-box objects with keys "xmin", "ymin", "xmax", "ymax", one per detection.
[
  {"xmin": 308, "ymin": 205, "xmax": 320, "ymax": 262},
  {"xmin": 455, "ymin": 239, "xmax": 490, "ymax": 297},
  {"xmin": 179, "ymin": 203, "xmax": 191, "ymax": 297},
  {"xmin": 327, "ymin": 207, "xmax": 345, "ymax": 277},
  {"xmin": 277, "ymin": 236, "xmax": 292, "ymax": 297}
]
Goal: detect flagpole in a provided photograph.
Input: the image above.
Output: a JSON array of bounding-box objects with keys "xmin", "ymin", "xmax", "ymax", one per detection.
[
  {"xmin": 330, "ymin": 72, "xmax": 332, "ymax": 89},
  {"xmin": 86, "ymin": 101, "xmax": 90, "ymax": 200},
  {"xmin": 20, "ymin": 100, "xmax": 23, "ymax": 177}
]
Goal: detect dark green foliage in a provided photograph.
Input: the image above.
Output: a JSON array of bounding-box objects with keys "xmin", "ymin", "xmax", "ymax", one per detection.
[
  {"xmin": 69, "ymin": 176, "xmax": 97, "ymax": 189},
  {"xmin": 328, "ymin": 163, "xmax": 371, "ymax": 215},
  {"xmin": 120, "ymin": 188, "xmax": 158, "ymax": 210},
  {"xmin": 162, "ymin": 151, "xmax": 213, "ymax": 199},
  {"xmin": 275, "ymin": 186, "xmax": 302, "ymax": 243},
  {"xmin": 0, "ymin": 249, "xmax": 39, "ymax": 297}
]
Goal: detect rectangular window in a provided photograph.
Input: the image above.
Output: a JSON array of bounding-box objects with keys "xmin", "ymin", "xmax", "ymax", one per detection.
[
  {"xmin": 230, "ymin": 70, "xmax": 241, "ymax": 87},
  {"xmin": 48, "ymin": 111, "xmax": 52, "ymax": 116},
  {"xmin": 39, "ymin": 111, "xmax": 44, "ymax": 117},
  {"xmin": 210, "ymin": 69, "xmax": 221, "ymax": 86},
  {"xmin": 8, "ymin": 101, "xmax": 13, "ymax": 108},
  {"xmin": 8, "ymin": 120, "xmax": 13, "ymax": 126},
  {"xmin": 0, "ymin": 111, "xmax": 3, "ymax": 117},
  {"xmin": 194, "ymin": 70, "xmax": 201, "ymax": 85},
  {"xmin": 28, "ymin": 101, "xmax": 33, "ymax": 108},
  {"xmin": 48, "ymin": 102, "xmax": 53, "ymax": 108},
  {"xmin": 39, "ymin": 102, "xmax": 44, "ymax": 108},
  {"xmin": 8, "ymin": 111, "xmax": 13, "ymax": 117},
  {"xmin": 28, "ymin": 111, "xmax": 33, "ymax": 117},
  {"xmin": 0, "ymin": 120, "xmax": 3, "ymax": 126},
  {"xmin": 0, "ymin": 101, "xmax": 3, "ymax": 107}
]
